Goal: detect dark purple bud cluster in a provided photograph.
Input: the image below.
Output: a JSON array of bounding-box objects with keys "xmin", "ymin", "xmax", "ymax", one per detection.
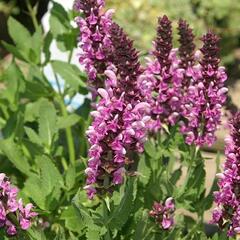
[
  {"xmin": 109, "ymin": 23, "xmax": 142, "ymax": 102},
  {"xmin": 154, "ymin": 15, "xmax": 173, "ymax": 72},
  {"xmin": 178, "ymin": 19, "xmax": 196, "ymax": 69}
]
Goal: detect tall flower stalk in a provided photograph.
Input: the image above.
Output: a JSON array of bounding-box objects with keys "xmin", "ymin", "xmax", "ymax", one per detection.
[
  {"xmin": 138, "ymin": 15, "xmax": 184, "ymax": 131},
  {"xmin": 74, "ymin": 0, "xmax": 114, "ymax": 91},
  {"xmin": 84, "ymin": 22, "xmax": 150, "ymax": 199},
  {"xmin": 180, "ymin": 32, "xmax": 228, "ymax": 146},
  {"xmin": 212, "ymin": 112, "xmax": 240, "ymax": 237},
  {"xmin": 178, "ymin": 19, "xmax": 196, "ymax": 70}
]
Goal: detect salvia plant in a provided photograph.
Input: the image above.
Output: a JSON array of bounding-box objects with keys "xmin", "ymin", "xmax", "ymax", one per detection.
[{"xmin": 0, "ymin": 0, "xmax": 238, "ymax": 239}]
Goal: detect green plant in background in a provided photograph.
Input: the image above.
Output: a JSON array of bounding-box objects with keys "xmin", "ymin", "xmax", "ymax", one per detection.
[{"xmin": 0, "ymin": 2, "xmax": 90, "ymax": 239}]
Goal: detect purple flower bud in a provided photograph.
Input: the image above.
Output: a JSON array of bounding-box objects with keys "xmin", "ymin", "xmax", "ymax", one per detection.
[
  {"xmin": 178, "ymin": 19, "xmax": 196, "ymax": 69},
  {"xmin": 149, "ymin": 198, "xmax": 175, "ymax": 230}
]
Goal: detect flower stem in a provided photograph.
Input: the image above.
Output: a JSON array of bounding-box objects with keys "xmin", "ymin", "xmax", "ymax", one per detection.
[
  {"xmin": 26, "ymin": 0, "xmax": 39, "ymax": 31},
  {"xmin": 103, "ymin": 199, "xmax": 112, "ymax": 240},
  {"xmin": 54, "ymin": 73, "xmax": 75, "ymax": 166}
]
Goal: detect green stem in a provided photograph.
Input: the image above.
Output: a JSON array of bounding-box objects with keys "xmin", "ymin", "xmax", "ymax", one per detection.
[
  {"xmin": 55, "ymin": 73, "xmax": 75, "ymax": 166},
  {"xmin": 59, "ymin": 99, "xmax": 75, "ymax": 166},
  {"xmin": 26, "ymin": 0, "xmax": 38, "ymax": 30},
  {"xmin": 68, "ymin": 49, "xmax": 73, "ymax": 63},
  {"xmin": 103, "ymin": 199, "xmax": 111, "ymax": 240}
]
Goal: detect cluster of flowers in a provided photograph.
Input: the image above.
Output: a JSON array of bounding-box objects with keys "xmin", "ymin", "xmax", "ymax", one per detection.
[
  {"xmin": 74, "ymin": 0, "xmax": 114, "ymax": 91},
  {"xmin": 212, "ymin": 112, "xmax": 240, "ymax": 237},
  {"xmin": 138, "ymin": 16, "xmax": 228, "ymax": 146},
  {"xmin": 0, "ymin": 173, "xmax": 37, "ymax": 236},
  {"xmin": 149, "ymin": 198, "xmax": 175, "ymax": 230},
  {"xmin": 180, "ymin": 33, "xmax": 228, "ymax": 146},
  {"xmin": 75, "ymin": 0, "xmax": 228, "ymax": 199},
  {"xmin": 75, "ymin": 0, "xmax": 150, "ymax": 199},
  {"xmin": 85, "ymin": 78, "xmax": 150, "ymax": 199},
  {"xmin": 138, "ymin": 16, "xmax": 184, "ymax": 131}
]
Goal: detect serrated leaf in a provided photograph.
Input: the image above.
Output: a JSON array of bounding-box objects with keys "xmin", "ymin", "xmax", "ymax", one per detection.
[
  {"xmin": 138, "ymin": 155, "xmax": 151, "ymax": 185},
  {"xmin": 144, "ymin": 141, "xmax": 156, "ymax": 158},
  {"xmin": 86, "ymin": 224, "xmax": 101, "ymax": 240},
  {"xmin": 37, "ymin": 155, "xmax": 63, "ymax": 195},
  {"xmin": 170, "ymin": 167, "xmax": 182, "ymax": 186},
  {"xmin": 38, "ymin": 100, "xmax": 57, "ymax": 148},
  {"xmin": 24, "ymin": 174, "xmax": 46, "ymax": 209},
  {"xmin": 24, "ymin": 99, "xmax": 43, "ymax": 122},
  {"xmin": 27, "ymin": 228, "xmax": 47, "ymax": 240},
  {"xmin": 0, "ymin": 139, "xmax": 31, "ymax": 175},
  {"xmin": 57, "ymin": 114, "xmax": 80, "ymax": 129},
  {"xmin": 24, "ymin": 127, "xmax": 42, "ymax": 146},
  {"xmin": 108, "ymin": 178, "xmax": 137, "ymax": 230},
  {"xmin": 51, "ymin": 60, "xmax": 86, "ymax": 89},
  {"xmin": 176, "ymin": 160, "xmax": 206, "ymax": 212},
  {"xmin": 65, "ymin": 164, "xmax": 76, "ymax": 190},
  {"xmin": 134, "ymin": 210, "xmax": 150, "ymax": 240},
  {"xmin": 60, "ymin": 206, "xmax": 85, "ymax": 234}
]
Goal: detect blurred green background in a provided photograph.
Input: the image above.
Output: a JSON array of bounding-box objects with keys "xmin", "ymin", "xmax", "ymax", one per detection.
[{"xmin": 1, "ymin": 0, "xmax": 240, "ymax": 84}]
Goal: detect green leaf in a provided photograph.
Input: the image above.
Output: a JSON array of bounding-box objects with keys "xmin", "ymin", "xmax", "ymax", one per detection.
[
  {"xmin": 176, "ymin": 160, "xmax": 206, "ymax": 212},
  {"xmin": 43, "ymin": 31, "xmax": 53, "ymax": 64},
  {"xmin": 24, "ymin": 99, "xmax": 43, "ymax": 122},
  {"xmin": 25, "ymin": 155, "xmax": 63, "ymax": 210},
  {"xmin": 144, "ymin": 140, "xmax": 161, "ymax": 160},
  {"xmin": 57, "ymin": 114, "xmax": 80, "ymax": 129},
  {"xmin": 0, "ymin": 61, "xmax": 25, "ymax": 105},
  {"xmin": 1, "ymin": 41, "xmax": 26, "ymax": 61},
  {"xmin": 86, "ymin": 224, "xmax": 102, "ymax": 240},
  {"xmin": 24, "ymin": 127, "xmax": 42, "ymax": 146},
  {"xmin": 77, "ymin": 98, "xmax": 91, "ymax": 120},
  {"xmin": 37, "ymin": 155, "xmax": 63, "ymax": 195},
  {"xmin": 7, "ymin": 17, "xmax": 31, "ymax": 58},
  {"xmin": 51, "ymin": 60, "xmax": 86, "ymax": 89},
  {"xmin": 25, "ymin": 67, "xmax": 52, "ymax": 100},
  {"xmin": 60, "ymin": 206, "xmax": 85, "ymax": 234},
  {"xmin": 134, "ymin": 210, "xmax": 150, "ymax": 240},
  {"xmin": 138, "ymin": 155, "xmax": 151, "ymax": 185},
  {"xmin": 38, "ymin": 100, "xmax": 57, "ymax": 148},
  {"xmin": 27, "ymin": 227, "xmax": 47, "ymax": 240},
  {"xmin": 49, "ymin": 2, "xmax": 79, "ymax": 51},
  {"xmin": 65, "ymin": 164, "xmax": 76, "ymax": 190},
  {"xmin": 0, "ymin": 139, "xmax": 31, "ymax": 175},
  {"xmin": 24, "ymin": 174, "xmax": 46, "ymax": 209},
  {"xmin": 50, "ymin": 2, "xmax": 70, "ymax": 33},
  {"xmin": 30, "ymin": 26, "xmax": 43, "ymax": 64},
  {"xmin": 108, "ymin": 178, "xmax": 137, "ymax": 230},
  {"xmin": 169, "ymin": 167, "xmax": 182, "ymax": 186}
]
